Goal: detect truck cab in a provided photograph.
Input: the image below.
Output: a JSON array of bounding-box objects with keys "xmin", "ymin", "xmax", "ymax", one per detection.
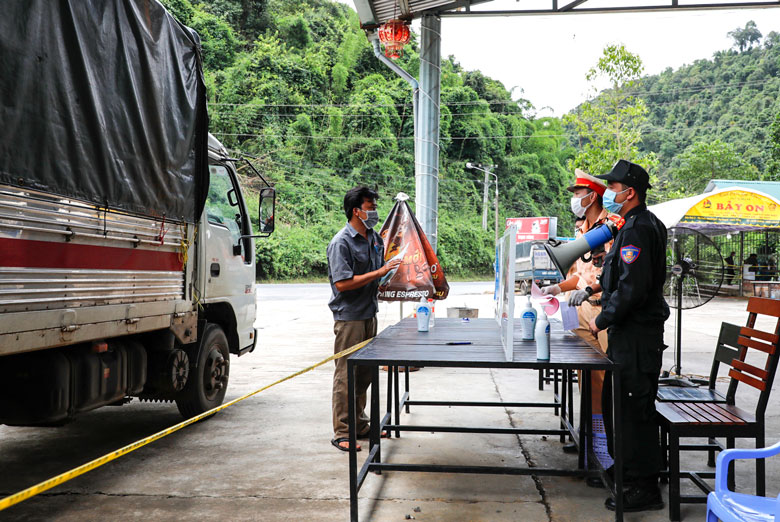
[{"xmin": 199, "ymin": 135, "xmax": 259, "ymax": 357}]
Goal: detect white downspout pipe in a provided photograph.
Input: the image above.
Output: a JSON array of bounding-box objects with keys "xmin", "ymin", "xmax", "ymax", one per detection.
[{"xmin": 370, "ymin": 34, "xmax": 423, "ymax": 235}]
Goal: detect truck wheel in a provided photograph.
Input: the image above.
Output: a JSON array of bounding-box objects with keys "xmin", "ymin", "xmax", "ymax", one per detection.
[
  {"xmin": 176, "ymin": 324, "xmax": 230, "ymax": 419},
  {"xmin": 519, "ymin": 281, "xmax": 529, "ymax": 296}
]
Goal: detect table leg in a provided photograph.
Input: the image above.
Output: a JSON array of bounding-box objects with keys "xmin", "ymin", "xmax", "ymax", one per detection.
[
  {"xmin": 393, "ymin": 365, "xmax": 401, "ymax": 437},
  {"xmin": 560, "ymin": 369, "xmax": 568, "ymax": 443},
  {"xmin": 371, "ymin": 364, "xmax": 381, "ymax": 470},
  {"xmin": 553, "ymin": 369, "xmax": 560, "ymax": 416},
  {"xmin": 568, "ymin": 369, "xmax": 574, "ymax": 440},
  {"xmin": 405, "ymin": 365, "xmax": 410, "ymax": 414},
  {"xmin": 612, "ymin": 369, "xmax": 623, "ymax": 521},
  {"xmin": 580, "ymin": 369, "xmax": 592, "ymax": 470},
  {"xmin": 348, "ymin": 360, "xmax": 359, "ymax": 522},
  {"xmin": 385, "ymin": 364, "xmax": 392, "ymax": 438}
]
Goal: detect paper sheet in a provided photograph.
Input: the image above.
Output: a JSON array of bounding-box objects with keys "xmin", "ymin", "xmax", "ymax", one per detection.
[
  {"xmin": 531, "ymin": 281, "xmax": 560, "ymax": 315},
  {"xmin": 558, "ymin": 301, "xmax": 580, "ymax": 331}
]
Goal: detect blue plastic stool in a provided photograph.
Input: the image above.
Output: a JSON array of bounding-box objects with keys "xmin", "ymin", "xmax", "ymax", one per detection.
[
  {"xmin": 592, "ymin": 413, "xmax": 614, "ymax": 470},
  {"xmin": 706, "ymin": 441, "xmax": 780, "ymax": 522}
]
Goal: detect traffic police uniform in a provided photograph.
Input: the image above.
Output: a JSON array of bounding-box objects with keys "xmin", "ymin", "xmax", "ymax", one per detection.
[{"xmin": 593, "ymin": 161, "xmax": 669, "ymax": 504}]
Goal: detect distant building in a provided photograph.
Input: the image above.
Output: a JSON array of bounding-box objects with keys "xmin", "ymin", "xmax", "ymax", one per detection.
[{"xmin": 648, "ymin": 181, "xmax": 780, "ymax": 296}]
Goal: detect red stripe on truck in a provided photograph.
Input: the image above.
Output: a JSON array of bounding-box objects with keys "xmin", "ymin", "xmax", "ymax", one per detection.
[{"xmin": 0, "ymin": 238, "xmax": 183, "ymax": 271}]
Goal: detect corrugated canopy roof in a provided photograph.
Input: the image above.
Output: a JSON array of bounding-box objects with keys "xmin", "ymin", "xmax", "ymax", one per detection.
[
  {"xmin": 352, "ymin": 0, "xmax": 462, "ymax": 27},
  {"xmin": 352, "ymin": 0, "xmax": 780, "ymax": 29}
]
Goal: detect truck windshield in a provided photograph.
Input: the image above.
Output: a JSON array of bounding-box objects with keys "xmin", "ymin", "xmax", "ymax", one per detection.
[{"xmin": 206, "ymin": 165, "xmax": 242, "ymax": 245}]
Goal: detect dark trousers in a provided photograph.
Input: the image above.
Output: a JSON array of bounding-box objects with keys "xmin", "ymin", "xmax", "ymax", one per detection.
[{"xmin": 602, "ymin": 324, "xmax": 664, "ymax": 480}]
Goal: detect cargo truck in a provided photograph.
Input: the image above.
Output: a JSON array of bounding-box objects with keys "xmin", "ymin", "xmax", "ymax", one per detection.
[
  {"xmin": 0, "ymin": 1, "xmax": 273, "ymax": 425},
  {"xmin": 514, "ymin": 241, "xmax": 562, "ymax": 295}
]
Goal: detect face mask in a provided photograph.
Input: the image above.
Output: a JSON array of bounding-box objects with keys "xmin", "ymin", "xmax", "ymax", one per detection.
[
  {"xmin": 569, "ymin": 193, "xmax": 594, "ymax": 218},
  {"xmin": 359, "ymin": 209, "xmax": 379, "ymax": 229},
  {"xmin": 603, "ymin": 188, "xmax": 630, "ymax": 214}
]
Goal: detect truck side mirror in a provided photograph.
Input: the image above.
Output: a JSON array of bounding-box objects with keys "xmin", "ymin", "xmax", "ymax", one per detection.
[{"xmin": 259, "ymin": 187, "xmax": 275, "ymax": 235}]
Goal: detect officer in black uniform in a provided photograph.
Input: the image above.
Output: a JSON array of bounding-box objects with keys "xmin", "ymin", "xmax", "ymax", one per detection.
[{"xmin": 588, "ymin": 159, "xmax": 670, "ymax": 512}]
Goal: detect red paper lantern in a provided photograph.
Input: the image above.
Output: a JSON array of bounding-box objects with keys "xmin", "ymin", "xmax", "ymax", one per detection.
[{"xmin": 378, "ymin": 19, "xmax": 410, "ymax": 60}]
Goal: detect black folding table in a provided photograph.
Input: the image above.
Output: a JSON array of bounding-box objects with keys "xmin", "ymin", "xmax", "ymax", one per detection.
[{"xmin": 346, "ymin": 317, "xmax": 624, "ymax": 521}]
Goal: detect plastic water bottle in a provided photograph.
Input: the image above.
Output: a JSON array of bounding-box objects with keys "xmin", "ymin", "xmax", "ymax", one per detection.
[
  {"xmin": 416, "ymin": 297, "xmax": 431, "ymax": 332},
  {"xmin": 535, "ymin": 312, "xmax": 550, "ymax": 360},
  {"xmin": 521, "ymin": 296, "xmax": 537, "ymax": 340},
  {"xmin": 428, "ymin": 298, "xmax": 435, "ymax": 328}
]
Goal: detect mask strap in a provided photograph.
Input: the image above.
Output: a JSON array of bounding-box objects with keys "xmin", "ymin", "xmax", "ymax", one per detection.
[{"xmin": 582, "ymin": 192, "xmax": 594, "ymax": 210}]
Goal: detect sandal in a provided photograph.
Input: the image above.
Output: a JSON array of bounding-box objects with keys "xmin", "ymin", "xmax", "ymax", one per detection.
[{"xmin": 331, "ymin": 438, "xmax": 361, "ymax": 452}]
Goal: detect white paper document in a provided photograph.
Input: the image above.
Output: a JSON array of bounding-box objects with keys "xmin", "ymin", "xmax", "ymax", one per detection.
[{"xmin": 558, "ymin": 301, "xmax": 580, "ymax": 331}]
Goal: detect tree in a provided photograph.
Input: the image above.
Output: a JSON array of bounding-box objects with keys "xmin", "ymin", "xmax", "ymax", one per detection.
[
  {"xmin": 765, "ymin": 31, "xmax": 780, "ymax": 49},
  {"xmin": 767, "ymin": 113, "xmax": 780, "ymax": 181},
  {"xmin": 202, "ymin": 0, "xmax": 271, "ymax": 42},
  {"xmin": 670, "ymin": 139, "xmax": 758, "ymax": 194},
  {"xmin": 728, "ymin": 20, "xmax": 762, "ymax": 52},
  {"xmin": 190, "ymin": 10, "xmax": 242, "ymax": 70},
  {"xmin": 564, "ymin": 44, "xmax": 658, "ymax": 179}
]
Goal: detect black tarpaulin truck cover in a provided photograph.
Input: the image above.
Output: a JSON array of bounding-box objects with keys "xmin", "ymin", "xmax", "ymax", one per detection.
[{"xmin": 0, "ymin": 0, "xmax": 209, "ymax": 224}]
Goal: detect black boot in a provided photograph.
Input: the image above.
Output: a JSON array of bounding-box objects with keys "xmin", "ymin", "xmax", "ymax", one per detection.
[{"xmin": 605, "ymin": 480, "xmax": 664, "ymax": 512}]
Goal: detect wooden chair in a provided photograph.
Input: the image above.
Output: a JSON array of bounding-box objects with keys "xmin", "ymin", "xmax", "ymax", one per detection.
[
  {"xmin": 656, "ymin": 297, "xmax": 780, "ymax": 521},
  {"xmin": 658, "ymin": 322, "xmax": 741, "ymax": 469},
  {"xmin": 657, "ymin": 321, "xmax": 741, "ymax": 404}
]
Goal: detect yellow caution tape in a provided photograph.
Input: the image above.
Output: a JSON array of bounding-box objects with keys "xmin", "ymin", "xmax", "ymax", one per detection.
[{"xmin": 0, "ymin": 338, "xmax": 372, "ymax": 512}]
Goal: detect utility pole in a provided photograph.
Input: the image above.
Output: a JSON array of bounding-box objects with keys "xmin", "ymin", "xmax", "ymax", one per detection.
[
  {"xmin": 481, "ymin": 169, "xmax": 489, "ymax": 230},
  {"xmin": 466, "ymin": 162, "xmax": 498, "ymax": 239},
  {"xmin": 494, "ymin": 173, "xmax": 499, "ymax": 244}
]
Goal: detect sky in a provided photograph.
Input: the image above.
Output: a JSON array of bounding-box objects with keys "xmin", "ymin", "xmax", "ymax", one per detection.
[{"xmin": 337, "ymin": 0, "xmax": 780, "ymax": 116}]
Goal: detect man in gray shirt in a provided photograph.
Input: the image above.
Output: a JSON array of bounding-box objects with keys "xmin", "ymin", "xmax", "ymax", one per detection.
[{"xmin": 328, "ymin": 186, "xmax": 401, "ymax": 452}]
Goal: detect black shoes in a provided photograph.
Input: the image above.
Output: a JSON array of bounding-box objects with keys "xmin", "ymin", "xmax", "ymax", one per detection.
[{"xmin": 605, "ymin": 482, "xmax": 664, "ymax": 512}]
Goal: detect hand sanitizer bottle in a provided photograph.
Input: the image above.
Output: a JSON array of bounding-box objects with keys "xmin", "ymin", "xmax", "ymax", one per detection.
[
  {"xmin": 521, "ymin": 296, "xmax": 537, "ymax": 340},
  {"xmin": 428, "ymin": 298, "xmax": 435, "ymax": 328},
  {"xmin": 535, "ymin": 312, "xmax": 550, "ymax": 360},
  {"xmin": 416, "ymin": 297, "xmax": 431, "ymax": 332}
]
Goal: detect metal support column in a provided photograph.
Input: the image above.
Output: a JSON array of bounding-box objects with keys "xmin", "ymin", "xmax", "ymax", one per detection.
[{"xmin": 417, "ymin": 15, "xmax": 441, "ymax": 252}]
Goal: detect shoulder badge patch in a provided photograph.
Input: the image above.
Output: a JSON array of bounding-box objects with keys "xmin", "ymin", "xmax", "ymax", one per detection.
[{"xmin": 620, "ymin": 245, "xmax": 641, "ymax": 264}]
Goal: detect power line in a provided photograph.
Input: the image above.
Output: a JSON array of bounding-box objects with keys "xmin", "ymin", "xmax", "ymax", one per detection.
[
  {"xmin": 206, "ymin": 76, "xmax": 780, "ymax": 112},
  {"xmin": 211, "ymin": 118, "xmax": 776, "ymax": 141}
]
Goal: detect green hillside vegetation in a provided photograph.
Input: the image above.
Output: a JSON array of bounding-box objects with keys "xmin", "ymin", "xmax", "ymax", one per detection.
[
  {"xmin": 161, "ymin": 0, "xmax": 573, "ymax": 279},
  {"xmin": 163, "ymin": 1, "xmax": 780, "ymax": 280},
  {"xmin": 579, "ymin": 21, "xmax": 780, "ymax": 196}
]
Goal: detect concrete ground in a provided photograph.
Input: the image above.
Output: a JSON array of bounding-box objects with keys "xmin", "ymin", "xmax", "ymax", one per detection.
[{"xmin": 0, "ymin": 282, "xmax": 778, "ymax": 521}]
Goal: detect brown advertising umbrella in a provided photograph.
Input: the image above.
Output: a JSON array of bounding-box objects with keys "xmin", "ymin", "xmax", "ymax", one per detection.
[{"xmin": 378, "ymin": 193, "xmax": 449, "ymax": 302}]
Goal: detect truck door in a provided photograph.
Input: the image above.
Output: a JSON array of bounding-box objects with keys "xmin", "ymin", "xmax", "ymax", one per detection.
[{"xmin": 201, "ymin": 162, "xmax": 256, "ymax": 351}]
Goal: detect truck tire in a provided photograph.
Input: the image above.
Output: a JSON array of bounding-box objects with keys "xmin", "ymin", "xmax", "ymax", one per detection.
[
  {"xmin": 176, "ymin": 323, "xmax": 230, "ymax": 419},
  {"xmin": 519, "ymin": 281, "xmax": 529, "ymax": 296}
]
